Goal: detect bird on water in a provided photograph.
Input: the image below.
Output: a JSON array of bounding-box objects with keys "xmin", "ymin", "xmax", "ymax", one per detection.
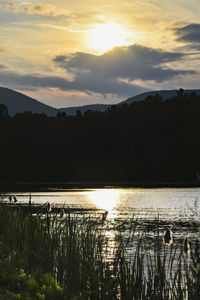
[
  {"xmin": 47, "ymin": 202, "xmax": 52, "ymax": 213},
  {"xmin": 102, "ymin": 210, "xmax": 109, "ymax": 223},
  {"xmin": 163, "ymin": 229, "xmax": 173, "ymax": 245},
  {"xmin": 183, "ymin": 237, "xmax": 190, "ymax": 253},
  {"xmin": 60, "ymin": 208, "xmax": 64, "ymax": 219},
  {"xmin": 13, "ymin": 196, "xmax": 18, "ymax": 203}
]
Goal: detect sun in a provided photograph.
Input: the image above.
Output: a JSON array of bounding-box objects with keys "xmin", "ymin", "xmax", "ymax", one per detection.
[{"xmin": 88, "ymin": 23, "xmax": 131, "ymax": 53}]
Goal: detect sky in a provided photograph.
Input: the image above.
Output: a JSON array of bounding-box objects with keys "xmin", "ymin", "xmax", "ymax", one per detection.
[{"xmin": 0, "ymin": 0, "xmax": 200, "ymax": 108}]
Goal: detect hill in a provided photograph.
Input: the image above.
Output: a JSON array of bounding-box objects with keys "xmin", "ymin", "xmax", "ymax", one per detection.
[
  {"xmin": 0, "ymin": 87, "xmax": 57, "ymax": 116},
  {"xmin": 0, "ymin": 87, "xmax": 110, "ymax": 116},
  {"xmin": 121, "ymin": 89, "xmax": 200, "ymax": 105},
  {"xmin": 59, "ymin": 104, "xmax": 110, "ymax": 116},
  {"xmin": 1, "ymin": 86, "xmax": 200, "ymax": 116}
]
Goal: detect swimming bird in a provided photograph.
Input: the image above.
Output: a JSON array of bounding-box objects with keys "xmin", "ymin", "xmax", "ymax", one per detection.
[
  {"xmin": 163, "ymin": 229, "xmax": 173, "ymax": 245},
  {"xmin": 60, "ymin": 208, "xmax": 64, "ymax": 219},
  {"xmin": 29, "ymin": 193, "xmax": 31, "ymax": 205},
  {"xmin": 29, "ymin": 193, "xmax": 32, "ymax": 213},
  {"xmin": 47, "ymin": 202, "xmax": 52, "ymax": 213},
  {"xmin": 102, "ymin": 210, "xmax": 109, "ymax": 223},
  {"xmin": 183, "ymin": 237, "xmax": 190, "ymax": 253},
  {"xmin": 13, "ymin": 196, "xmax": 18, "ymax": 203}
]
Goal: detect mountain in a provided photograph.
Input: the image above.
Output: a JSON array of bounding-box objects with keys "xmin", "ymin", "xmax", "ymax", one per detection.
[
  {"xmin": 59, "ymin": 104, "xmax": 110, "ymax": 115},
  {"xmin": 120, "ymin": 89, "xmax": 200, "ymax": 105},
  {"xmin": 61, "ymin": 89, "xmax": 200, "ymax": 115},
  {"xmin": 0, "ymin": 87, "xmax": 57, "ymax": 116},
  {"xmin": 1, "ymin": 87, "xmax": 200, "ymax": 116},
  {"xmin": 0, "ymin": 87, "xmax": 109, "ymax": 116},
  {"xmin": 62, "ymin": 89, "xmax": 200, "ymax": 114}
]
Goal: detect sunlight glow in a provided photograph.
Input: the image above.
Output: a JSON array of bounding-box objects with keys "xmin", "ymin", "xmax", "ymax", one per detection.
[
  {"xmin": 88, "ymin": 23, "xmax": 132, "ymax": 53},
  {"xmin": 88, "ymin": 189, "xmax": 119, "ymax": 216}
]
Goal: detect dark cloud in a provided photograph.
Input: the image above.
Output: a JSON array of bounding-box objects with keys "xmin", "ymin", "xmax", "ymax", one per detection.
[
  {"xmin": 0, "ymin": 71, "xmax": 70, "ymax": 89},
  {"xmin": 0, "ymin": 63, "xmax": 7, "ymax": 69},
  {"xmin": 54, "ymin": 44, "xmax": 194, "ymax": 84},
  {"xmin": 174, "ymin": 23, "xmax": 200, "ymax": 45},
  {"xmin": 0, "ymin": 69, "xmax": 148, "ymax": 97},
  {"xmin": 0, "ymin": 44, "xmax": 195, "ymax": 99}
]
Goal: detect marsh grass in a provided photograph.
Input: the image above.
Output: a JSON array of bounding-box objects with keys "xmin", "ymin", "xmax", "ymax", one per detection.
[{"xmin": 0, "ymin": 202, "xmax": 200, "ymax": 299}]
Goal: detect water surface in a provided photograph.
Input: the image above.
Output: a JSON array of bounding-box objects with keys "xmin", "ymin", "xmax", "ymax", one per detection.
[
  {"xmin": 4, "ymin": 187, "xmax": 200, "ymax": 237},
  {"xmin": 3, "ymin": 187, "xmax": 200, "ymax": 280}
]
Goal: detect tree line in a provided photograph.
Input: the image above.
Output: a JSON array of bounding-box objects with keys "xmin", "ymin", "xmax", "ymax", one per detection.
[{"xmin": 0, "ymin": 91, "xmax": 200, "ymax": 184}]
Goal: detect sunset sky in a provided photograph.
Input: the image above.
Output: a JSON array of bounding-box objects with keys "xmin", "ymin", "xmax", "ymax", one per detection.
[{"xmin": 1, "ymin": 0, "xmax": 200, "ymax": 107}]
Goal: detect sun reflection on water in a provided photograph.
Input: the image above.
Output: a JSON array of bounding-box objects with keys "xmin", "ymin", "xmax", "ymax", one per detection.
[
  {"xmin": 86, "ymin": 189, "xmax": 120, "ymax": 263},
  {"xmin": 88, "ymin": 189, "xmax": 120, "ymax": 218}
]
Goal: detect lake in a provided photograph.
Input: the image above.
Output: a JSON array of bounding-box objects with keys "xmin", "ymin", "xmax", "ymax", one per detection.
[
  {"xmin": 2, "ymin": 186, "xmax": 200, "ymax": 290},
  {"xmin": 3, "ymin": 187, "xmax": 200, "ymax": 245}
]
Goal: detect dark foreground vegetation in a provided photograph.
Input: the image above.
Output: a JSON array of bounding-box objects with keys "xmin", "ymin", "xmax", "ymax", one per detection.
[
  {"xmin": 0, "ymin": 201, "xmax": 200, "ymax": 299},
  {"xmin": 0, "ymin": 90, "xmax": 200, "ymax": 183}
]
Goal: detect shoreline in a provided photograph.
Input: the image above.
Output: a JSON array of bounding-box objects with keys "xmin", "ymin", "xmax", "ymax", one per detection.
[{"xmin": 1, "ymin": 181, "xmax": 200, "ymax": 192}]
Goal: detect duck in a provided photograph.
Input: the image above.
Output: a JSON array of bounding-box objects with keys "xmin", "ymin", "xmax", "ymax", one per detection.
[
  {"xmin": 47, "ymin": 202, "xmax": 52, "ymax": 213},
  {"xmin": 60, "ymin": 208, "xmax": 64, "ymax": 219},
  {"xmin": 163, "ymin": 229, "xmax": 173, "ymax": 245},
  {"xmin": 13, "ymin": 196, "xmax": 18, "ymax": 203},
  {"xmin": 29, "ymin": 193, "xmax": 32, "ymax": 205},
  {"xmin": 183, "ymin": 237, "xmax": 190, "ymax": 253},
  {"xmin": 102, "ymin": 210, "xmax": 109, "ymax": 223}
]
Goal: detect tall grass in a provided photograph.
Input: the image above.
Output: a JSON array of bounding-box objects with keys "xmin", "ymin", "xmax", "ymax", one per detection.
[{"xmin": 0, "ymin": 202, "xmax": 200, "ymax": 299}]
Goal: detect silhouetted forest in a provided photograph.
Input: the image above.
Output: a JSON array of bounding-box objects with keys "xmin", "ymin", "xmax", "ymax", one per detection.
[{"xmin": 1, "ymin": 91, "xmax": 200, "ymax": 184}]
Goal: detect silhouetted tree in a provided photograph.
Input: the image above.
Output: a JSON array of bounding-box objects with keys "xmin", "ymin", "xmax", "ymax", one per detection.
[
  {"xmin": 56, "ymin": 112, "xmax": 67, "ymax": 120},
  {"xmin": 111, "ymin": 105, "xmax": 117, "ymax": 111},
  {"xmin": 145, "ymin": 95, "xmax": 153, "ymax": 102},
  {"xmin": 76, "ymin": 109, "xmax": 82, "ymax": 117},
  {"xmin": 177, "ymin": 88, "xmax": 185, "ymax": 97},
  {"xmin": 154, "ymin": 94, "xmax": 163, "ymax": 103},
  {"xmin": 0, "ymin": 104, "xmax": 8, "ymax": 117},
  {"xmin": 0, "ymin": 93, "xmax": 200, "ymax": 184}
]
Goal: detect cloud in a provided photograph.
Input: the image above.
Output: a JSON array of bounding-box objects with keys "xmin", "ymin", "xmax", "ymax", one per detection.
[
  {"xmin": 0, "ymin": 44, "xmax": 195, "ymax": 100},
  {"xmin": 53, "ymin": 45, "xmax": 191, "ymax": 82},
  {"xmin": 27, "ymin": 88, "xmax": 123, "ymax": 107},
  {"xmin": 0, "ymin": 2, "xmax": 70, "ymax": 17},
  {"xmin": 25, "ymin": 4, "xmax": 70, "ymax": 17},
  {"xmin": 0, "ymin": 63, "xmax": 7, "ymax": 69},
  {"xmin": 53, "ymin": 44, "xmax": 194, "ymax": 92},
  {"xmin": 174, "ymin": 23, "xmax": 200, "ymax": 47},
  {"xmin": 0, "ymin": 2, "xmax": 72, "ymax": 28},
  {"xmin": 0, "ymin": 11, "xmax": 53, "ymax": 26},
  {"xmin": 0, "ymin": 68, "xmax": 148, "ymax": 97}
]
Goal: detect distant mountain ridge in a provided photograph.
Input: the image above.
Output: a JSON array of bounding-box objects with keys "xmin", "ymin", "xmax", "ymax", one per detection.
[
  {"xmin": 0, "ymin": 87, "xmax": 56, "ymax": 116},
  {"xmin": 121, "ymin": 89, "xmax": 200, "ymax": 105},
  {"xmin": 59, "ymin": 104, "xmax": 110, "ymax": 115},
  {"xmin": 1, "ymin": 87, "xmax": 200, "ymax": 116},
  {"xmin": 0, "ymin": 87, "xmax": 110, "ymax": 116}
]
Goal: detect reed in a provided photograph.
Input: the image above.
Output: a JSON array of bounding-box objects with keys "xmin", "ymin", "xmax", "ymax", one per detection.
[{"xmin": 0, "ymin": 202, "xmax": 199, "ymax": 299}]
